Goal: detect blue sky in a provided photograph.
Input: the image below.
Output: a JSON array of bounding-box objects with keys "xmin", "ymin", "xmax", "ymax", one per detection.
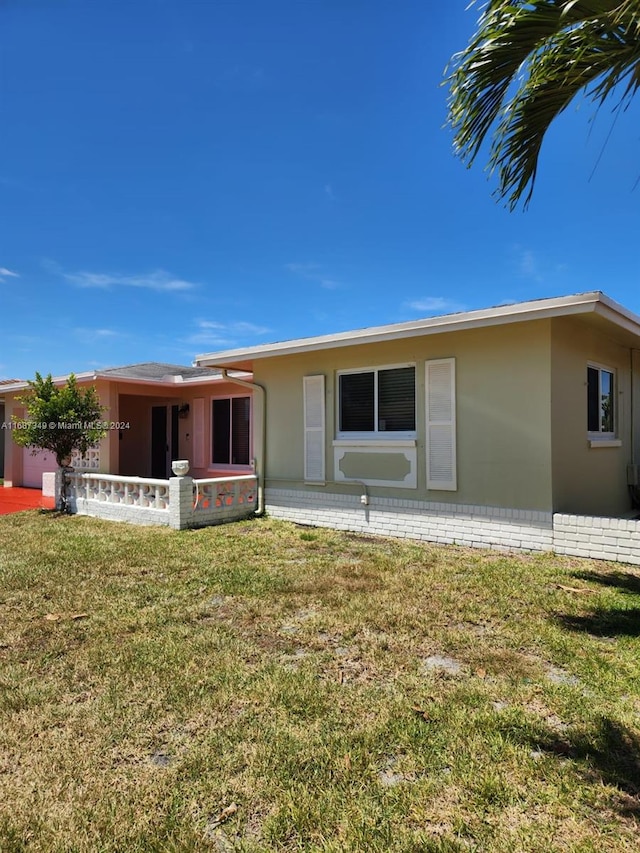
[{"xmin": 1, "ymin": 0, "xmax": 639, "ymax": 380}]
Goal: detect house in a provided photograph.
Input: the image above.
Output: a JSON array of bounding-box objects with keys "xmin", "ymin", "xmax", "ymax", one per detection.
[
  {"xmin": 192, "ymin": 291, "xmax": 640, "ymax": 558},
  {"xmin": 1, "ymin": 362, "xmax": 256, "ymax": 489},
  {"xmin": 4, "ymin": 292, "xmax": 640, "ymax": 561}
]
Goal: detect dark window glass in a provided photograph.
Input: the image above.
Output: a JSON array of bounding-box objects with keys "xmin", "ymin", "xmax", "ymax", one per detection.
[
  {"xmin": 231, "ymin": 397, "xmax": 250, "ymax": 464},
  {"xmin": 212, "ymin": 397, "xmax": 250, "ymax": 464},
  {"xmin": 212, "ymin": 399, "xmax": 231, "ymax": 463},
  {"xmin": 588, "ymin": 366, "xmax": 615, "ymax": 434},
  {"xmin": 601, "ymin": 370, "xmax": 614, "ymax": 433},
  {"xmin": 378, "ymin": 367, "xmax": 415, "ymax": 431},
  {"xmin": 339, "ymin": 367, "xmax": 415, "ymax": 433},
  {"xmin": 340, "ymin": 372, "xmax": 375, "ymax": 431},
  {"xmin": 587, "ymin": 367, "xmax": 599, "ymax": 432}
]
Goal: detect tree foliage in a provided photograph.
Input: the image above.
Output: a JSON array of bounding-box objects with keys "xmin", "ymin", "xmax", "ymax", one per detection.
[
  {"xmin": 12, "ymin": 373, "xmax": 106, "ymax": 512},
  {"xmin": 447, "ymin": 1, "xmax": 640, "ymax": 208}
]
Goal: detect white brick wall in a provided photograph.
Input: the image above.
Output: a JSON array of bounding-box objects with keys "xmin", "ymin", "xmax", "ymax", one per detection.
[
  {"xmin": 266, "ymin": 489, "xmax": 640, "ymax": 564},
  {"xmin": 266, "ymin": 488, "xmax": 554, "ymax": 552},
  {"xmin": 553, "ymin": 513, "xmax": 640, "ymax": 565}
]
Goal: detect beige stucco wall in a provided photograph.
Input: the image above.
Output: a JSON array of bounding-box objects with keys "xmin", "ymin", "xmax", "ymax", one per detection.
[
  {"xmin": 550, "ymin": 317, "xmax": 633, "ymax": 516},
  {"xmin": 254, "ymin": 319, "xmax": 554, "ymax": 511}
]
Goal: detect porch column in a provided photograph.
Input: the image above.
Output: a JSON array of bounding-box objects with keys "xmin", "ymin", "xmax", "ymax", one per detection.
[{"xmin": 169, "ymin": 475, "xmax": 194, "ymax": 529}]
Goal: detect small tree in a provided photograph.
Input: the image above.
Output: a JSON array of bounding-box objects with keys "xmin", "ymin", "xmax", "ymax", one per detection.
[{"xmin": 12, "ymin": 373, "xmax": 107, "ymax": 513}]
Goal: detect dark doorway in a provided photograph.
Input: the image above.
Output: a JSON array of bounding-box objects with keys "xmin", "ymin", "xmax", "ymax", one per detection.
[
  {"xmin": 171, "ymin": 404, "xmax": 179, "ymax": 464},
  {"xmin": 151, "ymin": 406, "xmax": 168, "ymax": 478}
]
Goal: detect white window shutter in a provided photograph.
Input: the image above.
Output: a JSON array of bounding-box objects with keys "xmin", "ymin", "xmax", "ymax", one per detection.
[
  {"xmin": 426, "ymin": 359, "xmax": 456, "ymax": 491},
  {"xmin": 304, "ymin": 375, "xmax": 325, "ymax": 482},
  {"xmin": 193, "ymin": 397, "xmax": 205, "ymax": 468}
]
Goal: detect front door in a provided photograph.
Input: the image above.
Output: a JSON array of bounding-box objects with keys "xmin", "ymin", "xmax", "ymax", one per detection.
[
  {"xmin": 151, "ymin": 405, "xmax": 180, "ymax": 478},
  {"xmin": 151, "ymin": 406, "xmax": 168, "ymax": 478}
]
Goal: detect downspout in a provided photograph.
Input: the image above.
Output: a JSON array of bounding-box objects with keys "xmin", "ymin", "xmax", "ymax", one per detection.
[
  {"xmin": 631, "ymin": 349, "xmax": 637, "ymax": 466},
  {"xmin": 212, "ymin": 368, "xmax": 266, "ymax": 517}
]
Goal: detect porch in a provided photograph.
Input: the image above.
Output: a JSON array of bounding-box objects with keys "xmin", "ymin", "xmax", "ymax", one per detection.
[{"xmin": 2, "ymin": 363, "xmax": 258, "ymax": 488}]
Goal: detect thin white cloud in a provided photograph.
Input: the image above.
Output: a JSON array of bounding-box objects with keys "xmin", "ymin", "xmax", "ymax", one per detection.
[
  {"xmin": 405, "ymin": 297, "xmax": 466, "ymax": 315},
  {"xmin": 74, "ymin": 327, "xmax": 125, "ymax": 343},
  {"xmin": 285, "ymin": 262, "xmax": 340, "ymax": 290},
  {"xmin": 324, "ymin": 183, "xmax": 336, "ymax": 200},
  {"xmin": 510, "ymin": 245, "xmax": 544, "ymax": 283},
  {"xmin": 63, "ymin": 268, "xmax": 197, "ymax": 292},
  {"xmin": 186, "ymin": 319, "xmax": 272, "ymax": 348},
  {"xmin": 0, "ymin": 267, "xmax": 19, "ymax": 283},
  {"xmin": 520, "ymin": 250, "xmax": 536, "ymax": 278}
]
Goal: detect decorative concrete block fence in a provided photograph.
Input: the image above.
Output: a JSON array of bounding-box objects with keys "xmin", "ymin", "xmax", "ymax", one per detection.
[{"xmin": 59, "ymin": 471, "xmax": 258, "ymax": 529}]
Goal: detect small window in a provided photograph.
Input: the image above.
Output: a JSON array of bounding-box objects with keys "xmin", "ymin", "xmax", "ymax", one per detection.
[
  {"xmin": 338, "ymin": 365, "xmax": 415, "ymax": 437},
  {"xmin": 211, "ymin": 396, "xmax": 251, "ymax": 465},
  {"xmin": 587, "ymin": 365, "xmax": 615, "ymax": 436}
]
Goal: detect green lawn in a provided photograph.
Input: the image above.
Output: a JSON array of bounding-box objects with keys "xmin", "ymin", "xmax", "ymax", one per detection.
[{"xmin": 1, "ymin": 511, "xmax": 639, "ymax": 852}]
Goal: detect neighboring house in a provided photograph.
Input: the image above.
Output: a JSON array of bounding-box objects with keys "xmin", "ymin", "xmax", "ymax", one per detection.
[
  {"xmin": 2, "ymin": 363, "xmax": 255, "ymax": 488},
  {"xmin": 0, "ymin": 398, "xmax": 4, "ymax": 479},
  {"xmin": 192, "ymin": 291, "xmax": 640, "ymax": 554},
  {"xmin": 0, "ymin": 378, "xmax": 23, "ymax": 480}
]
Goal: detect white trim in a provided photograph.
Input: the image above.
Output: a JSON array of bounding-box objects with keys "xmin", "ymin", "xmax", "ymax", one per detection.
[
  {"xmin": 587, "ymin": 361, "xmax": 616, "ymax": 439},
  {"xmin": 338, "ymin": 361, "xmax": 415, "ymax": 374},
  {"xmin": 589, "ymin": 439, "xmax": 622, "ymax": 448},
  {"xmin": 333, "ymin": 439, "xmax": 416, "ymax": 448}
]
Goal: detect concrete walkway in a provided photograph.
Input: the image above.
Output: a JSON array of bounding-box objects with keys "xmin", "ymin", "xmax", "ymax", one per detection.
[{"xmin": 0, "ymin": 487, "xmax": 56, "ymax": 514}]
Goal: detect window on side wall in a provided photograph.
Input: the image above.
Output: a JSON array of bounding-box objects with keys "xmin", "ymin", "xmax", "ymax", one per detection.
[
  {"xmin": 211, "ymin": 396, "xmax": 251, "ymax": 466},
  {"xmin": 337, "ymin": 365, "xmax": 415, "ymax": 439},
  {"xmin": 587, "ymin": 364, "xmax": 615, "ymax": 438}
]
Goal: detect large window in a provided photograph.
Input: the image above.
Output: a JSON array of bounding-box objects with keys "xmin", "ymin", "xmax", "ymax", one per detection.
[
  {"xmin": 211, "ymin": 396, "xmax": 251, "ymax": 465},
  {"xmin": 338, "ymin": 365, "xmax": 415, "ymax": 437},
  {"xmin": 587, "ymin": 365, "xmax": 615, "ymax": 436}
]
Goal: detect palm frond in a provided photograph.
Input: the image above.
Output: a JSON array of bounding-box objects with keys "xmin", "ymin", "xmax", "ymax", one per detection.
[{"xmin": 446, "ymin": 0, "xmax": 640, "ymax": 208}]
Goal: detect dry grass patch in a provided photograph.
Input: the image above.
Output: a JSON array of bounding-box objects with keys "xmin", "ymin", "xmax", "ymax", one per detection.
[{"xmin": 1, "ymin": 512, "xmax": 640, "ymax": 851}]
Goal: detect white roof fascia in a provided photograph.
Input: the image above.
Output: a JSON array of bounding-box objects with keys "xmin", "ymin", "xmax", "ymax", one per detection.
[
  {"xmin": 196, "ymin": 292, "xmax": 628, "ymax": 366},
  {"xmin": 92, "ymin": 371, "xmax": 250, "ymax": 388},
  {"xmin": 0, "ymin": 371, "xmax": 98, "ymax": 394},
  {"xmin": 0, "ymin": 369, "xmax": 252, "ymax": 395},
  {"xmin": 593, "ymin": 293, "xmax": 640, "ymax": 337}
]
